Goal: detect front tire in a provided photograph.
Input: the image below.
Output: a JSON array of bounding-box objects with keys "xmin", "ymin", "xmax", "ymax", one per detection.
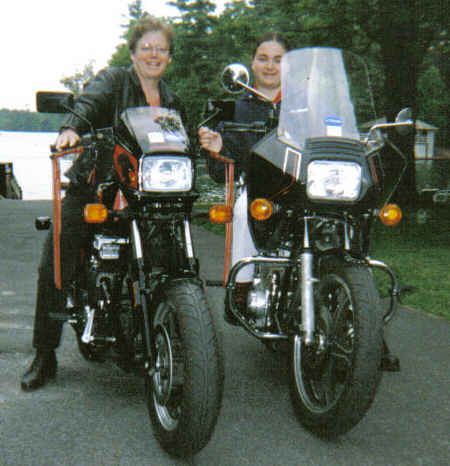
[
  {"xmin": 145, "ymin": 279, "xmax": 223, "ymax": 457},
  {"xmin": 290, "ymin": 261, "xmax": 383, "ymax": 438}
]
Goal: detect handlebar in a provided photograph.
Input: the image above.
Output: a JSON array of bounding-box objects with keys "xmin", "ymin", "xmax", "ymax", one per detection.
[{"xmin": 221, "ymin": 121, "xmax": 268, "ymax": 133}]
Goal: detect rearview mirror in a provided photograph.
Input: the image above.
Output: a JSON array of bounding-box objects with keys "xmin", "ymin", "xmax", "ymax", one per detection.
[
  {"xmin": 395, "ymin": 107, "xmax": 414, "ymax": 136},
  {"xmin": 221, "ymin": 64, "xmax": 250, "ymax": 94},
  {"xmin": 36, "ymin": 91, "xmax": 74, "ymax": 113}
]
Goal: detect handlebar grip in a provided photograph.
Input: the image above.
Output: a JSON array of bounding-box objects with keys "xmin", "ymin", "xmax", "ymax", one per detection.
[{"xmin": 221, "ymin": 121, "xmax": 267, "ymax": 132}]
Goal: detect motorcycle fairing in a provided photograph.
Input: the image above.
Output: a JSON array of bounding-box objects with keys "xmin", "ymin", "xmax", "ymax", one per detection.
[
  {"xmin": 251, "ymin": 46, "xmax": 377, "ymax": 204},
  {"xmin": 252, "ymin": 133, "xmax": 377, "ymax": 208},
  {"xmin": 121, "ymin": 107, "xmax": 189, "ymax": 154},
  {"xmin": 278, "ymin": 47, "xmax": 360, "ymax": 151}
]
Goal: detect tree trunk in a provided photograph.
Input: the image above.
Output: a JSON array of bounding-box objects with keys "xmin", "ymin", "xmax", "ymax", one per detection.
[{"xmin": 378, "ymin": 1, "xmax": 423, "ymax": 206}]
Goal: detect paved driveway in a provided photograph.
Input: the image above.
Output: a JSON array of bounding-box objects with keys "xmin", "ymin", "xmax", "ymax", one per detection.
[{"xmin": 0, "ymin": 200, "xmax": 449, "ymax": 466}]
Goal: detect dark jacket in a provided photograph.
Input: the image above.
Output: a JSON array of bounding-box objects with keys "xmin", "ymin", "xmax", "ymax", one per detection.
[
  {"xmin": 62, "ymin": 66, "xmax": 186, "ymax": 185},
  {"xmin": 63, "ymin": 65, "xmax": 186, "ymax": 134},
  {"xmin": 207, "ymin": 91, "xmax": 280, "ymax": 183}
]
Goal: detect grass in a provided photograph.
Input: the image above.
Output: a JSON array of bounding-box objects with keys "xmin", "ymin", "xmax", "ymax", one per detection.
[
  {"xmin": 194, "ymin": 203, "xmax": 450, "ymax": 321},
  {"xmin": 370, "ymin": 206, "xmax": 450, "ymax": 320}
]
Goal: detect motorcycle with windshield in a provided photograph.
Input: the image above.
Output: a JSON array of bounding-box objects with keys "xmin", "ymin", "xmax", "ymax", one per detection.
[
  {"xmin": 205, "ymin": 47, "xmax": 413, "ymax": 438},
  {"xmin": 36, "ymin": 94, "xmax": 223, "ymax": 457}
]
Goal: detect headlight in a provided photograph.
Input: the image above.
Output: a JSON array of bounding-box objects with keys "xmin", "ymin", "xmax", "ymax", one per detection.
[
  {"xmin": 307, "ymin": 160, "xmax": 362, "ymax": 201},
  {"xmin": 140, "ymin": 156, "xmax": 192, "ymax": 192}
]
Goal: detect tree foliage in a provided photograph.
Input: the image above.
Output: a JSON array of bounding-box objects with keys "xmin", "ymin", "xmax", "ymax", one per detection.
[
  {"xmin": 60, "ymin": 61, "xmax": 95, "ymax": 96},
  {"xmin": 3, "ymin": 0, "xmax": 448, "ymax": 202},
  {"xmin": 0, "ymin": 109, "xmax": 63, "ymax": 132}
]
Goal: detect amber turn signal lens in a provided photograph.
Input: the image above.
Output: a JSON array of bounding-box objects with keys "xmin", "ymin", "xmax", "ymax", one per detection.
[
  {"xmin": 209, "ymin": 204, "xmax": 232, "ymax": 224},
  {"xmin": 250, "ymin": 198, "xmax": 273, "ymax": 221},
  {"xmin": 379, "ymin": 203, "xmax": 402, "ymax": 226},
  {"xmin": 84, "ymin": 203, "xmax": 108, "ymax": 224}
]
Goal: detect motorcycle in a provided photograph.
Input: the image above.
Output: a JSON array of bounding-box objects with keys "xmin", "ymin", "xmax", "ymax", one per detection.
[
  {"xmin": 205, "ymin": 47, "xmax": 414, "ymax": 438},
  {"xmin": 35, "ymin": 93, "xmax": 223, "ymax": 457}
]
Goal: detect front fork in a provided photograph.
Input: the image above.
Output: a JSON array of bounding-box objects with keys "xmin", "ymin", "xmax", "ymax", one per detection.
[
  {"xmin": 300, "ymin": 219, "xmax": 315, "ymax": 345},
  {"xmin": 130, "ymin": 216, "xmax": 198, "ymax": 372},
  {"xmin": 130, "ymin": 219, "xmax": 154, "ymax": 370}
]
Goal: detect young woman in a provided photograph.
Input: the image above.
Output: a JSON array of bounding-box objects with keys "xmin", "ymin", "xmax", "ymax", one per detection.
[{"xmin": 198, "ymin": 33, "xmax": 289, "ymax": 322}]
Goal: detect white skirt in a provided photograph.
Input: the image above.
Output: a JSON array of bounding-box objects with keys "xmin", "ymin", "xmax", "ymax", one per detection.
[{"xmin": 231, "ymin": 186, "xmax": 257, "ymax": 282}]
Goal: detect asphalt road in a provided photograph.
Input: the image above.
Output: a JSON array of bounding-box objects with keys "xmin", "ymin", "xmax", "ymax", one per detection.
[{"xmin": 0, "ymin": 200, "xmax": 449, "ymax": 466}]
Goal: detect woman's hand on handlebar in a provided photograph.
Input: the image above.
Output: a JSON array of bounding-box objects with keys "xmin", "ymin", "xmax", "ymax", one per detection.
[
  {"xmin": 198, "ymin": 126, "xmax": 223, "ymax": 153},
  {"xmin": 55, "ymin": 128, "xmax": 81, "ymax": 151}
]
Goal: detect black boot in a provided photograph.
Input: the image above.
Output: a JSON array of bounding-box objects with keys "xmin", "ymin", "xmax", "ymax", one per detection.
[
  {"xmin": 21, "ymin": 349, "xmax": 57, "ymax": 391},
  {"xmin": 380, "ymin": 340, "xmax": 400, "ymax": 372}
]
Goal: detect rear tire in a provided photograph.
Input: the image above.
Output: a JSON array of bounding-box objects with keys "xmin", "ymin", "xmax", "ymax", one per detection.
[
  {"xmin": 290, "ymin": 261, "xmax": 383, "ymax": 438},
  {"xmin": 145, "ymin": 279, "xmax": 223, "ymax": 457}
]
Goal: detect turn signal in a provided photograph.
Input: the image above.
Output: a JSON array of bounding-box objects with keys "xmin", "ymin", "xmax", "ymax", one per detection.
[
  {"xmin": 209, "ymin": 204, "xmax": 232, "ymax": 224},
  {"xmin": 379, "ymin": 203, "xmax": 402, "ymax": 226},
  {"xmin": 250, "ymin": 198, "xmax": 273, "ymax": 221},
  {"xmin": 84, "ymin": 203, "xmax": 108, "ymax": 224}
]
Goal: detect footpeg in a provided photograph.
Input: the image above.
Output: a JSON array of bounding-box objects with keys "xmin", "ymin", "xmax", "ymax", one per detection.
[{"xmin": 49, "ymin": 312, "xmax": 75, "ymax": 323}]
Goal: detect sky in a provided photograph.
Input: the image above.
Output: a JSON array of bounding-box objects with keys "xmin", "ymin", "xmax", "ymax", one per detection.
[{"xmin": 0, "ymin": 0, "xmax": 225, "ymax": 111}]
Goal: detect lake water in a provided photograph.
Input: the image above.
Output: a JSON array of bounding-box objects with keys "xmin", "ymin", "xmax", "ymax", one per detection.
[
  {"xmin": 0, "ymin": 130, "xmax": 224, "ymax": 203},
  {"xmin": 0, "ymin": 131, "xmax": 56, "ymax": 200}
]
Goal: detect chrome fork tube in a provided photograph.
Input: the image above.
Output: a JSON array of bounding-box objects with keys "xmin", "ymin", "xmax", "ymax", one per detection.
[
  {"xmin": 344, "ymin": 219, "xmax": 351, "ymax": 251},
  {"xmin": 131, "ymin": 219, "xmax": 154, "ymax": 366},
  {"xmin": 301, "ymin": 219, "xmax": 315, "ymax": 345},
  {"xmin": 131, "ymin": 219, "xmax": 143, "ymax": 261},
  {"xmin": 183, "ymin": 217, "xmax": 194, "ymax": 259}
]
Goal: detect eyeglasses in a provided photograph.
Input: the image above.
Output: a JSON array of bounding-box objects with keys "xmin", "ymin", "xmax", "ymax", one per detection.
[{"xmin": 138, "ymin": 44, "xmax": 170, "ymax": 56}]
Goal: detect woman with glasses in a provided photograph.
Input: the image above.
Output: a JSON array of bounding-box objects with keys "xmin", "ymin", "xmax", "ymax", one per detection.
[{"xmin": 22, "ymin": 15, "xmax": 187, "ymax": 391}]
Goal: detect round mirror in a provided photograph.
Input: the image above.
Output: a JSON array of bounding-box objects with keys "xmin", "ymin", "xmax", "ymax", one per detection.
[
  {"xmin": 221, "ymin": 64, "xmax": 250, "ymax": 94},
  {"xmin": 395, "ymin": 107, "xmax": 412, "ymax": 124},
  {"xmin": 395, "ymin": 107, "xmax": 414, "ymax": 136}
]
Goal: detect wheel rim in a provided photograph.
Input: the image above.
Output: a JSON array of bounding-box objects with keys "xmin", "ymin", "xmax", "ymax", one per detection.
[
  {"xmin": 293, "ymin": 274, "xmax": 355, "ymax": 414},
  {"xmin": 153, "ymin": 324, "xmax": 174, "ymax": 406},
  {"xmin": 150, "ymin": 302, "xmax": 183, "ymax": 432}
]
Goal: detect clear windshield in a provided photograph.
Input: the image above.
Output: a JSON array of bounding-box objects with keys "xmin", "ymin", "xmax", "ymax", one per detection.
[
  {"xmin": 121, "ymin": 107, "xmax": 188, "ymax": 154},
  {"xmin": 277, "ymin": 48, "xmax": 375, "ymax": 150}
]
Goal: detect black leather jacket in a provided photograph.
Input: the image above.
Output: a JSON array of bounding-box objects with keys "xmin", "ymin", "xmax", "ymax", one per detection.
[
  {"xmin": 207, "ymin": 91, "xmax": 280, "ymax": 183},
  {"xmin": 62, "ymin": 66, "xmax": 186, "ymax": 186},
  {"xmin": 63, "ymin": 65, "xmax": 186, "ymax": 134}
]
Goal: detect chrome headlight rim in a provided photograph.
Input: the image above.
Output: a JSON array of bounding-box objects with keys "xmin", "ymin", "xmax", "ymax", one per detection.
[
  {"xmin": 306, "ymin": 160, "xmax": 362, "ymax": 202},
  {"xmin": 139, "ymin": 155, "xmax": 193, "ymax": 193}
]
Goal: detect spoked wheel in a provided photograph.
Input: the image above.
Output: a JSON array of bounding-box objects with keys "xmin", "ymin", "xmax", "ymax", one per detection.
[
  {"xmin": 290, "ymin": 262, "xmax": 383, "ymax": 438},
  {"xmin": 145, "ymin": 280, "xmax": 223, "ymax": 457},
  {"xmin": 151, "ymin": 316, "xmax": 184, "ymax": 431}
]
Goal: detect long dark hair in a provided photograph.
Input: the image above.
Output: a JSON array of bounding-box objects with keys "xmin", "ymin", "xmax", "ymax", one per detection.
[{"xmin": 252, "ymin": 33, "xmax": 290, "ymax": 57}]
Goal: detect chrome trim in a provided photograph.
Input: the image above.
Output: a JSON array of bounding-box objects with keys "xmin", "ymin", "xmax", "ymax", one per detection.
[
  {"xmin": 183, "ymin": 218, "xmax": 194, "ymax": 259},
  {"xmin": 366, "ymin": 258, "xmax": 400, "ymax": 324},
  {"xmin": 226, "ymin": 256, "xmax": 293, "ymax": 340},
  {"xmin": 131, "ymin": 220, "xmax": 143, "ymax": 260},
  {"xmin": 81, "ymin": 305, "xmax": 95, "ymax": 344},
  {"xmin": 301, "ymin": 250, "xmax": 315, "ymax": 345},
  {"xmin": 344, "ymin": 220, "xmax": 351, "ymax": 250}
]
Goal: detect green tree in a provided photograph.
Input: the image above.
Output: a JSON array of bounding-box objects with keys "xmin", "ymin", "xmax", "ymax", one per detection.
[
  {"xmin": 417, "ymin": 64, "xmax": 449, "ymax": 146},
  {"xmin": 60, "ymin": 61, "xmax": 95, "ymax": 96},
  {"xmin": 109, "ymin": 0, "xmax": 146, "ymax": 66},
  {"xmin": 165, "ymin": 1, "xmax": 220, "ymax": 127},
  {"xmin": 0, "ymin": 109, "xmax": 63, "ymax": 132}
]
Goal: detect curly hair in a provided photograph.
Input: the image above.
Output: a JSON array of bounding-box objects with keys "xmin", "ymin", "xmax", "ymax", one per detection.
[{"xmin": 128, "ymin": 14, "xmax": 174, "ymax": 55}]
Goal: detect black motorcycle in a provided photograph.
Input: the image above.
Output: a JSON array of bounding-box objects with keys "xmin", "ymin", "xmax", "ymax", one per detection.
[
  {"xmin": 35, "ymin": 94, "xmax": 223, "ymax": 456},
  {"xmin": 206, "ymin": 47, "xmax": 413, "ymax": 438}
]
